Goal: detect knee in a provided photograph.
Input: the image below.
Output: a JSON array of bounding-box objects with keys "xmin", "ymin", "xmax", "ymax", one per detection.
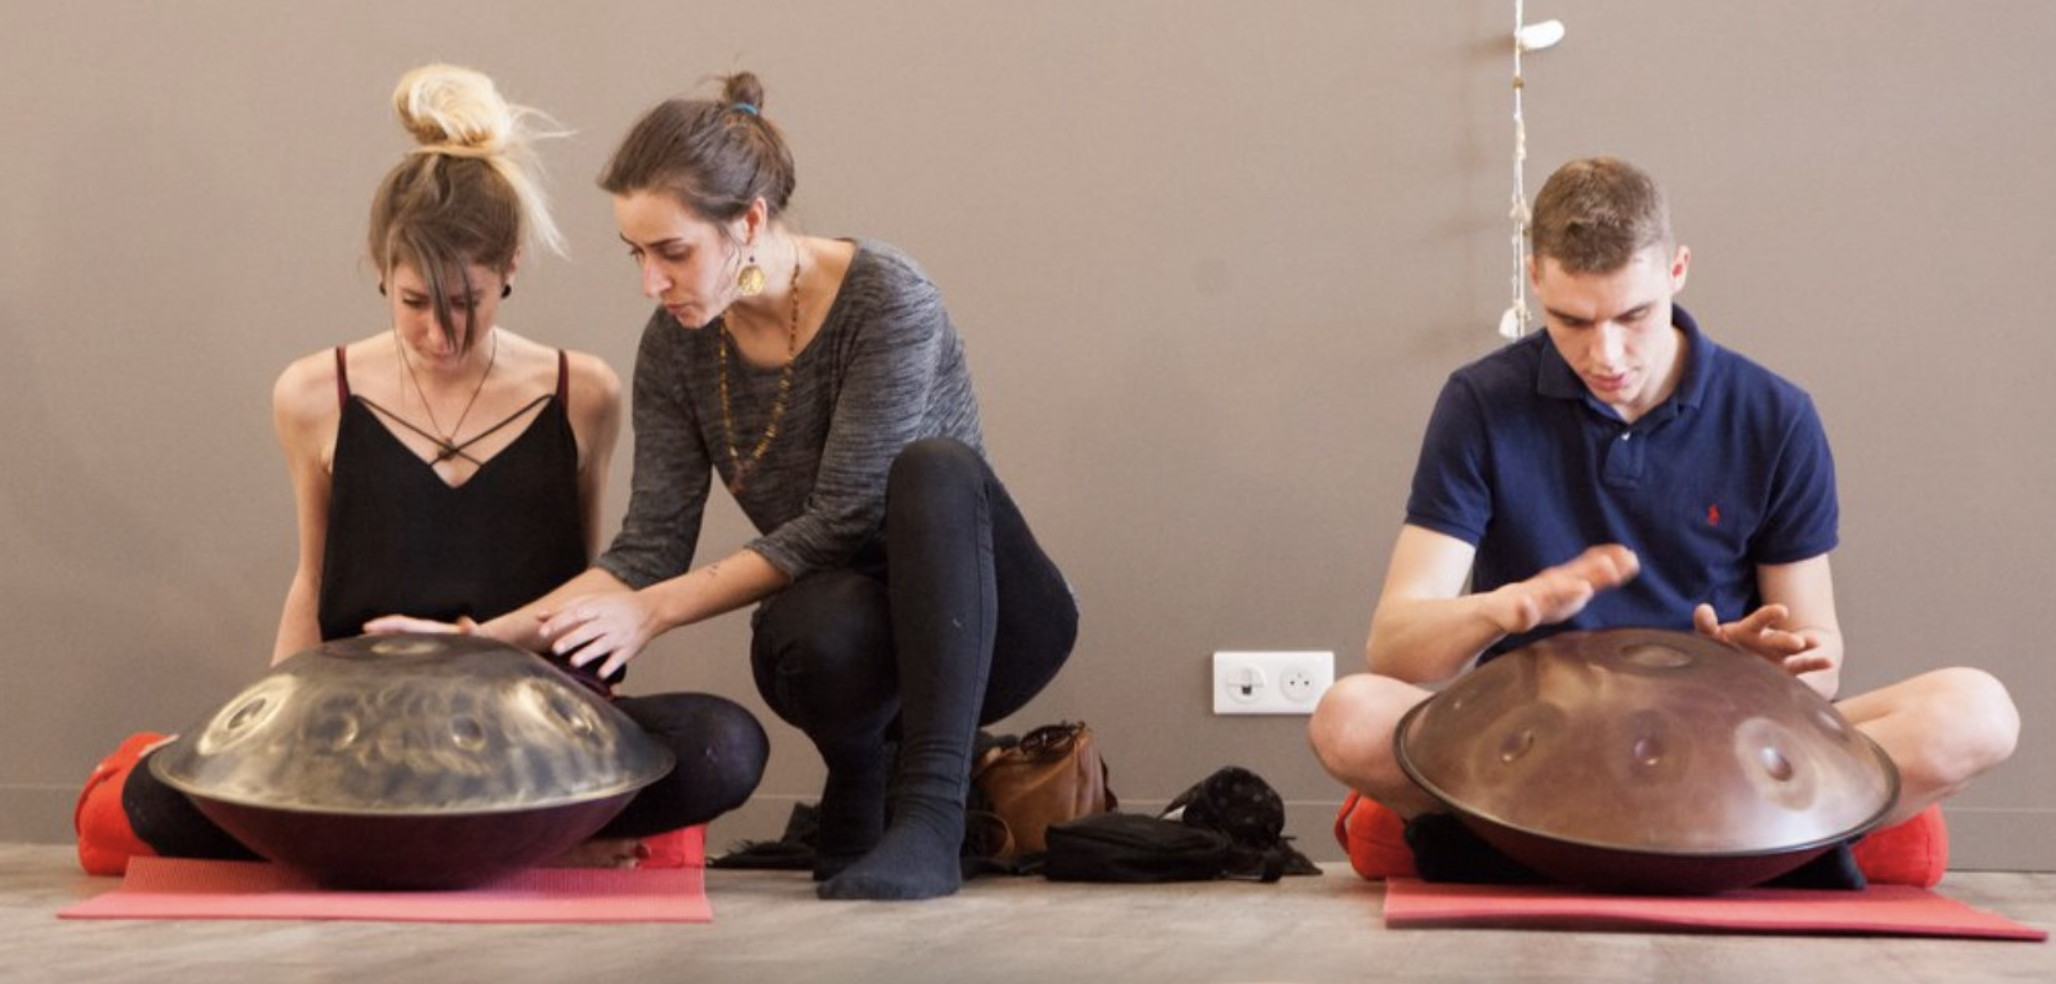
[
  {"xmin": 654, "ymin": 694, "xmax": 770, "ymax": 811},
  {"xmin": 1868, "ymin": 666, "xmax": 2020, "ymax": 793},
  {"xmin": 1928, "ymin": 666, "xmax": 2019, "ymax": 773},
  {"xmin": 750, "ymin": 576, "xmax": 896, "ymax": 733},
  {"xmin": 608, "ymin": 694, "xmax": 770, "ymax": 831},
  {"xmin": 887, "ymin": 437, "xmax": 981, "ymax": 495},
  {"xmin": 696, "ymin": 696, "xmax": 771, "ymax": 808},
  {"xmin": 1308, "ymin": 674, "xmax": 1421, "ymax": 788}
]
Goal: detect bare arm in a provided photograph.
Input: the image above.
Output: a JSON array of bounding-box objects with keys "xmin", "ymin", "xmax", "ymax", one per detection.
[
  {"xmin": 534, "ymin": 547, "xmax": 793, "ymax": 680},
  {"xmin": 522, "ymin": 347, "xmax": 783, "ymax": 677},
  {"xmin": 270, "ymin": 355, "xmax": 337, "ymax": 664},
  {"xmin": 564, "ymin": 351, "xmax": 623, "ymax": 559},
  {"xmin": 367, "ymin": 548, "xmax": 791, "ymax": 678},
  {"xmin": 1693, "ymin": 554, "xmax": 1842, "ymax": 698},
  {"xmin": 1367, "ymin": 524, "xmax": 1640, "ymax": 683},
  {"xmin": 364, "ymin": 565, "xmax": 629, "ymax": 645}
]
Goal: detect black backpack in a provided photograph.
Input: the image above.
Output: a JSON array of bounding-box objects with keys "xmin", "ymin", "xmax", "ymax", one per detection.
[
  {"xmin": 1043, "ymin": 812, "xmax": 1237, "ymax": 883},
  {"xmin": 1042, "ymin": 766, "xmax": 1318, "ymax": 883}
]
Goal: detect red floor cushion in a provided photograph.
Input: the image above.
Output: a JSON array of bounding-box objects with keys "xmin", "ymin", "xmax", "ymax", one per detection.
[
  {"xmin": 75, "ymin": 732, "xmax": 169, "ymax": 876},
  {"xmin": 636, "ymin": 825, "xmax": 707, "ymax": 868}
]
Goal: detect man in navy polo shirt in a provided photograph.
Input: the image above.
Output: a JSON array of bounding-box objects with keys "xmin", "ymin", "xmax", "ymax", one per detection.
[{"xmin": 1309, "ymin": 157, "xmax": 2018, "ymax": 878}]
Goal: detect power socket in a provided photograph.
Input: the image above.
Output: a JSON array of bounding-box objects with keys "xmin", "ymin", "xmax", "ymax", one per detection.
[{"xmin": 1212, "ymin": 651, "xmax": 1334, "ymax": 715}]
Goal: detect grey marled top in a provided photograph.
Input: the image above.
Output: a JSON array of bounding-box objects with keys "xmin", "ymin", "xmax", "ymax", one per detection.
[{"xmin": 597, "ymin": 239, "xmax": 985, "ymax": 586}]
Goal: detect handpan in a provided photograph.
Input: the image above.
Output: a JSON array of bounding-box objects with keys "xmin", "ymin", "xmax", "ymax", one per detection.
[
  {"xmin": 1395, "ymin": 628, "xmax": 1898, "ymax": 893},
  {"xmin": 150, "ymin": 633, "xmax": 674, "ymax": 890}
]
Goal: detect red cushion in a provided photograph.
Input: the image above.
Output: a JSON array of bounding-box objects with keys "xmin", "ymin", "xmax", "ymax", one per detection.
[
  {"xmin": 635, "ymin": 825, "xmax": 707, "ymax": 869},
  {"xmin": 1850, "ymin": 804, "xmax": 1947, "ymax": 888},
  {"xmin": 1334, "ymin": 790, "xmax": 1418, "ymax": 881},
  {"xmin": 1335, "ymin": 790, "xmax": 1947, "ymax": 887},
  {"xmin": 74, "ymin": 732, "xmax": 168, "ymax": 876}
]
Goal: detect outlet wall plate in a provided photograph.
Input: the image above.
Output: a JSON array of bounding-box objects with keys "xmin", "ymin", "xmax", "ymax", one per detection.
[{"xmin": 1212, "ymin": 650, "xmax": 1335, "ymax": 715}]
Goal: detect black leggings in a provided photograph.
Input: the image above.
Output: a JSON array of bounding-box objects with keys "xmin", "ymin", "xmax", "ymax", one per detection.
[
  {"xmin": 123, "ymin": 691, "xmax": 766, "ymax": 858},
  {"xmin": 748, "ymin": 437, "xmax": 1078, "ymax": 797}
]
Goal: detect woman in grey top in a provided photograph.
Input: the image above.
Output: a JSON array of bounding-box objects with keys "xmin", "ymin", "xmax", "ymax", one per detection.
[{"xmin": 377, "ymin": 72, "xmax": 1077, "ymax": 901}]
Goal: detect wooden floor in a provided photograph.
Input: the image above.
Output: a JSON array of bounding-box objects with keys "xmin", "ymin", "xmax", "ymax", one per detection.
[{"xmin": 5, "ymin": 844, "xmax": 2050, "ymax": 984}]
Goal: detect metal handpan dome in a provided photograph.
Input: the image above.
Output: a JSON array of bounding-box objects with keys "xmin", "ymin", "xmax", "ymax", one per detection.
[
  {"xmin": 150, "ymin": 633, "xmax": 673, "ymax": 889},
  {"xmin": 1395, "ymin": 628, "xmax": 1898, "ymax": 894}
]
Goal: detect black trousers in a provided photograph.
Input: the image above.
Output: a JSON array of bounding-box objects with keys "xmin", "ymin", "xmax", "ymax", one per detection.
[{"xmin": 748, "ymin": 437, "xmax": 1078, "ymax": 790}]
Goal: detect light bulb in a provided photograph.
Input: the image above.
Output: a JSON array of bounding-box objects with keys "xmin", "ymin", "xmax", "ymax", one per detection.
[{"xmin": 1516, "ymin": 19, "xmax": 1566, "ymax": 52}]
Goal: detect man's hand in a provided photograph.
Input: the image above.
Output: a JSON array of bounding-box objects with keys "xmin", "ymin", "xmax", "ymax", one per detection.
[
  {"xmin": 1693, "ymin": 602, "xmax": 1835, "ymax": 677},
  {"xmin": 1486, "ymin": 544, "xmax": 1641, "ymax": 635}
]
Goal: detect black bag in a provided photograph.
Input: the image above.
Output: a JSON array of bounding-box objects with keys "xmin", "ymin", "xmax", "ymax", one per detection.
[
  {"xmin": 1042, "ymin": 766, "xmax": 1317, "ymax": 883},
  {"xmin": 1042, "ymin": 813, "xmax": 1234, "ymax": 883},
  {"xmin": 1162, "ymin": 765, "xmax": 1320, "ymax": 878}
]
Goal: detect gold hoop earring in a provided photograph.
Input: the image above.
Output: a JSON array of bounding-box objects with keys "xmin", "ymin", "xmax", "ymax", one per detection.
[{"xmin": 736, "ymin": 251, "xmax": 766, "ymax": 297}]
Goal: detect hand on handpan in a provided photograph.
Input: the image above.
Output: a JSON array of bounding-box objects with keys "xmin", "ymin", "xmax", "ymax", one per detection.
[
  {"xmin": 538, "ymin": 592, "xmax": 661, "ymax": 681},
  {"xmin": 1692, "ymin": 603, "xmax": 1834, "ymax": 677},
  {"xmin": 362, "ymin": 614, "xmax": 478, "ymax": 635},
  {"xmin": 1491, "ymin": 544, "xmax": 1641, "ymax": 635}
]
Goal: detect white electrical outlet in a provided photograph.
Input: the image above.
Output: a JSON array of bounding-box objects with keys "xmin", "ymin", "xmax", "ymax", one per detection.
[{"xmin": 1212, "ymin": 651, "xmax": 1334, "ymax": 715}]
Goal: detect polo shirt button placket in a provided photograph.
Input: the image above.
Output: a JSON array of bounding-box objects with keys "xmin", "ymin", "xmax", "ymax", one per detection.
[{"xmin": 1604, "ymin": 427, "xmax": 1643, "ymax": 486}]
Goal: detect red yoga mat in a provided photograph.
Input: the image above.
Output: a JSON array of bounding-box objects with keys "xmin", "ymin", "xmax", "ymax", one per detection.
[
  {"xmin": 59, "ymin": 857, "xmax": 711, "ymax": 924},
  {"xmin": 1382, "ymin": 878, "xmax": 2045, "ymax": 940}
]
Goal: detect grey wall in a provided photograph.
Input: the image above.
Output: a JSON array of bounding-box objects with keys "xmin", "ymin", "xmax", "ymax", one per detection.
[{"xmin": 3, "ymin": 2, "xmax": 2049, "ymax": 868}]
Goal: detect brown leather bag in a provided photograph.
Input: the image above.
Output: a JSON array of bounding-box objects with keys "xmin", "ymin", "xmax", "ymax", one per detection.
[{"xmin": 971, "ymin": 721, "xmax": 1117, "ymax": 859}]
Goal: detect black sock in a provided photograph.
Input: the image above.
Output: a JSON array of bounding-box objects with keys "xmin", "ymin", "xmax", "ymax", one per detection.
[{"xmin": 812, "ymin": 752, "xmax": 890, "ymax": 881}]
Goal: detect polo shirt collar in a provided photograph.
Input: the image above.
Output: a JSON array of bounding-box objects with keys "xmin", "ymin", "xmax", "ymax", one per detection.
[{"xmin": 1535, "ymin": 303, "xmax": 1718, "ymax": 416}]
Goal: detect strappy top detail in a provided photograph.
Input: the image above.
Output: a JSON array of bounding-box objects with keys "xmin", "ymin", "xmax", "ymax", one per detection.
[{"xmin": 336, "ymin": 347, "xmax": 571, "ymax": 467}]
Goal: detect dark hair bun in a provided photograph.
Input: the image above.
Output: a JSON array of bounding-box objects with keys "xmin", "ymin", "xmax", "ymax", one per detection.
[{"xmin": 720, "ymin": 72, "xmax": 766, "ymax": 113}]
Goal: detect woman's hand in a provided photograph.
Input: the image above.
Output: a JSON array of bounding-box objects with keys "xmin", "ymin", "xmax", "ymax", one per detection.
[
  {"xmin": 538, "ymin": 591, "xmax": 665, "ymax": 680},
  {"xmin": 1692, "ymin": 602, "xmax": 1835, "ymax": 677},
  {"xmin": 362, "ymin": 614, "xmax": 479, "ymax": 636}
]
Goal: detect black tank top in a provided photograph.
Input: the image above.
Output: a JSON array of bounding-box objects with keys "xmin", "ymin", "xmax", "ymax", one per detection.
[{"xmin": 317, "ymin": 347, "xmax": 587, "ymax": 641}]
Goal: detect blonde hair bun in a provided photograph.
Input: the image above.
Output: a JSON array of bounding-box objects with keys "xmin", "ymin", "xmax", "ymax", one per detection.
[
  {"xmin": 394, "ymin": 64, "xmax": 515, "ymax": 156},
  {"xmin": 382, "ymin": 63, "xmax": 567, "ymax": 258}
]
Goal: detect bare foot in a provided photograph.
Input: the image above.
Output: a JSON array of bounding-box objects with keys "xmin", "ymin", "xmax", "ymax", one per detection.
[{"xmin": 544, "ymin": 837, "xmax": 645, "ymax": 869}]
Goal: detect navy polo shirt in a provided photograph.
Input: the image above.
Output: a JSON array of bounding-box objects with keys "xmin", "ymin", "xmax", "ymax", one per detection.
[{"xmin": 1405, "ymin": 306, "xmax": 1838, "ymax": 658}]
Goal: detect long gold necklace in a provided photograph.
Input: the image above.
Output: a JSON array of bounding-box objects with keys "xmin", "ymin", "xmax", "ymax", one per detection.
[
  {"xmin": 717, "ymin": 255, "xmax": 801, "ymax": 494},
  {"xmin": 396, "ymin": 326, "xmax": 497, "ymax": 465}
]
